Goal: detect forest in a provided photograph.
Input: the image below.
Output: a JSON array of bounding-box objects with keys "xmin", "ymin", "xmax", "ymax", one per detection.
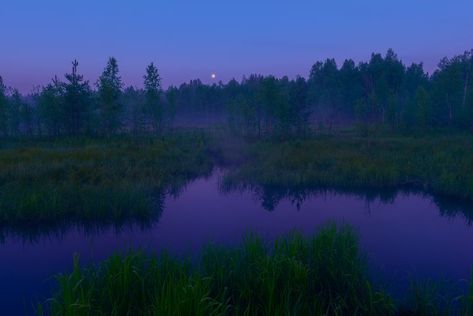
[{"xmin": 1, "ymin": 49, "xmax": 473, "ymax": 138}]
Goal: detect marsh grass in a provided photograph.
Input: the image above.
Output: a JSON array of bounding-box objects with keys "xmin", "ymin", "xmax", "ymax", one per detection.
[
  {"xmin": 3, "ymin": 132, "xmax": 473, "ymax": 235},
  {"xmin": 44, "ymin": 225, "xmax": 395, "ymax": 316},
  {"xmin": 221, "ymin": 135, "xmax": 473, "ymax": 202},
  {"xmin": 0, "ymin": 133, "xmax": 213, "ymax": 237},
  {"xmin": 462, "ymin": 268, "xmax": 473, "ymax": 316},
  {"xmin": 43, "ymin": 227, "xmax": 473, "ymax": 316},
  {"xmin": 398, "ymin": 281, "xmax": 458, "ymax": 316}
]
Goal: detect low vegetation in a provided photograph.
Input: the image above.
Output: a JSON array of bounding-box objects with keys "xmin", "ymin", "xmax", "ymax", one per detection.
[
  {"xmin": 0, "ymin": 133, "xmax": 213, "ymax": 238},
  {"xmin": 221, "ymin": 133, "xmax": 473, "ymax": 203},
  {"xmin": 1, "ymin": 132, "xmax": 473, "ymax": 237},
  {"xmin": 43, "ymin": 225, "xmax": 396, "ymax": 316},
  {"xmin": 42, "ymin": 225, "xmax": 473, "ymax": 316}
]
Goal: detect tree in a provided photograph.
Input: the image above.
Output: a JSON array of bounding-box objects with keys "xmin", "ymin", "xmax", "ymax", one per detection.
[
  {"xmin": 227, "ymin": 93, "xmax": 254, "ymax": 135},
  {"xmin": 356, "ymin": 50, "xmax": 405, "ymax": 126},
  {"xmin": 308, "ymin": 59, "xmax": 342, "ymax": 129},
  {"xmin": 339, "ymin": 59, "xmax": 362, "ymax": 119},
  {"xmin": 245, "ymin": 75, "xmax": 265, "ymax": 136},
  {"xmin": 63, "ymin": 60, "xmax": 91, "ymax": 135},
  {"xmin": 459, "ymin": 50, "xmax": 473, "ymax": 129},
  {"xmin": 288, "ymin": 76, "xmax": 310, "ymax": 134},
  {"xmin": 97, "ymin": 57, "xmax": 123, "ymax": 135},
  {"xmin": 260, "ymin": 76, "xmax": 280, "ymax": 134},
  {"xmin": 38, "ymin": 77, "xmax": 65, "ymax": 136},
  {"xmin": 143, "ymin": 63, "xmax": 163, "ymax": 133},
  {"xmin": 414, "ymin": 87, "xmax": 431, "ymax": 128},
  {"xmin": 430, "ymin": 53, "xmax": 472, "ymax": 127},
  {"xmin": 7, "ymin": 89, "xmax": 22, "ymax": 136},
  {"xmin": 122, "ymin": 86, "xmax": 144, "ymax": 134},
  {"xmin": 402, "ymin": 63, "xmax": 430, "ymax": 130},
  {"xmin": 0, "ymin": 76, "xmax": 8, "ymax": 137},
  {"xmin": 165, "ymin": 86, "xmax": 177, "ymax": 130}
]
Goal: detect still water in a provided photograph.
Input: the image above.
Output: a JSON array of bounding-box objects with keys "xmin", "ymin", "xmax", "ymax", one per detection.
[{"xmin": 1, "ymin": 171, "xmax": 473, "ymax": 314}]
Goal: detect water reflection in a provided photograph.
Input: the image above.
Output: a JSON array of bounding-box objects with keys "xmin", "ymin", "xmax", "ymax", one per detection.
[
  {"xmin": 2, "ymin": 170, "xmax": 473, "ymax": 244},
  {"xmin": 433, "ymin": 195, "xmax": 473, "ymax": 225},
  {"xmin": 219, "ymin": 178, "xmax": 473, "ymax": 224},
  {"xmin": 1, "ymin": 170, "xmax": 473, "ymax": 314}
]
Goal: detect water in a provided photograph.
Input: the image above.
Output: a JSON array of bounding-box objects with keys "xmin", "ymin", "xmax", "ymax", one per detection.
[{"xmin": 1, "ymin": 171, "xmax": 473, "ymax": 314}]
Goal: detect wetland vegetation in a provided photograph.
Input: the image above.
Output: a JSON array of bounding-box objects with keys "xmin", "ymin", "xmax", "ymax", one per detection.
[
  {"xmin": 0, "ymin": 49, "xmax": 473, "ymax": 315},
  {"xmin": 1, "ymin": 131, "xmax": 473, "ymax": 238},
  {"xmin": 219, "ymin": 133, "xmax": 473, "ymax": 204},
  {"xmin": 41, "ymin": 226, "xmax": 473, "ymax": 316},
  {"xmin": 0, "ymin": 133, "xmax": 213, "ymax": 239}
]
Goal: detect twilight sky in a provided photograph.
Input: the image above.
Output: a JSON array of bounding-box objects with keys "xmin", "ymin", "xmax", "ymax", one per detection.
[{"xmin": 1, "ymin": 0, "xmax": 473, "ymax": 92}]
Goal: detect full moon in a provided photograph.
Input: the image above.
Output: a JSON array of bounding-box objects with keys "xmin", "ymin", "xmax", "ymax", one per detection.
[{"xmin": 211, "ymin": 73, "xmax": 216, "ymax": 79}]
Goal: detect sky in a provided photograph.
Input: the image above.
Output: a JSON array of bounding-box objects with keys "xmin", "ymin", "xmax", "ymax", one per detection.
[{"xmin": 1, "ymin": 0, "xmax": 473, "ymax": 93}]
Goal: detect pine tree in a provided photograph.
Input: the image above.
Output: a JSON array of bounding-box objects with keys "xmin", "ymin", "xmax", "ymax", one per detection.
[
  {"xmin": 143, "ymin": 63, "xmax": 163, "ymax": 133},
  {"xmin": 97, "ymin": 57, "xmax": 123, "ymax": 135},
  {"xmin": 63, "ymin": 60, "xmax": 91, "ymax": 135}
]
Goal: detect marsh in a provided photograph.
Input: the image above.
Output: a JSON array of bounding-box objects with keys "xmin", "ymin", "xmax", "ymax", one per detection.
[{"xmin": 0, "ymin": 135, "xmax": 472, "ymax": 314}]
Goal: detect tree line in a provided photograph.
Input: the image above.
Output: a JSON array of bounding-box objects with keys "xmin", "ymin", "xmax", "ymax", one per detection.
[{"xmin": 0, "ymin": 49, "xmax": 472, "ymax": 138}]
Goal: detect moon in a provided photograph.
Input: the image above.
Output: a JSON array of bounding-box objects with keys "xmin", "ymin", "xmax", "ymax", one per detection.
[{"xmin": 211, "ymin": 73, "xmax": 216, "ymax": 79}]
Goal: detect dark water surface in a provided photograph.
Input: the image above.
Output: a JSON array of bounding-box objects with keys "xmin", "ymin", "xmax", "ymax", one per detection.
[{"xmin": 1, "ymin": 171, "xmax": 473, "ymax": 314}]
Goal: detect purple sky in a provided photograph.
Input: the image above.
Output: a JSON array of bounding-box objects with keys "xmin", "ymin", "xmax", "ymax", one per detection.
[{"xmin": 1, "ymin": 0, "xmax": 473, "ymax": 92}]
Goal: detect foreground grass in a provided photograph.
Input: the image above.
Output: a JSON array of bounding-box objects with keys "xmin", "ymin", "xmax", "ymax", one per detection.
[
  {"xmin": 0, "ymin": 133, "xmax": 213, "ymax": 237},
  {"xmin": 43, "ymin": 226, "xmax": 395, "ymax": 316},
  {"xmin": 42, "ymin": 225, "xmax": 473, "ymax": 316},
  {"xmin": 220, "ymin": 134, "xmax": 473, "ymax": 202}
]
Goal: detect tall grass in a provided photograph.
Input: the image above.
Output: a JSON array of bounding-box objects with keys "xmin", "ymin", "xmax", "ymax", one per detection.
[
  {"xmin": 0, "ymin": 133, "xmax": 213, "ymax": 238},
  {"xmin": 221, "ymin": 135, "xmax": 473, "ymax": 202},
  {"xmin": 44, "ymin": 225, "xmax": 395, "ymax": 316},
  {"xmin": 463, "ymin": 268, "xmax": 473, "ymax": 316},
  {"xmin": 44, "ymin": 226, "xmax": 473, "ymax": 316}
]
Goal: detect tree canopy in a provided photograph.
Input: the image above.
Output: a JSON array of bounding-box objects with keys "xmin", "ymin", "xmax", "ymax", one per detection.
[{"xmin": 1, "ymin": 49, "xmax": 473, "ymax": 138}]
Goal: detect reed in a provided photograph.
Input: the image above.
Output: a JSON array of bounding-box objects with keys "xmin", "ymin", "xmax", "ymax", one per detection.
[{"xmin": 45, "ymin": 225, "xmax": 395, "ymax": 316}]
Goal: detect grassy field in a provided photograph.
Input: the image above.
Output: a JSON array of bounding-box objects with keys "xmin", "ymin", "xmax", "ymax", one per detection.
[{"xmin": 42, "ymin": 225, "xmax": 473, "ymax": 316}]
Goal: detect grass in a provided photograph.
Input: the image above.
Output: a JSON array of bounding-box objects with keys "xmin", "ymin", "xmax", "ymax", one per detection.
[
  {"xmin": 42, "ymin": 225, "xmax": 395, "ymax": 316},
  {"xmin": 41, "ymin": 225, "xmax": 473, "ymax": 316},
  {"xmin": 219, "ymin": 134, "xmax": 473, "ymax": 203},
  {"xmin": 0, "ymin": 133, "xmax": 213, "ymax": 238},
  {"xmin": 463, "ymin": 268, "xmax": 473, "ymax": 316},
  {"xmin": 2, "ymin": 131, "xmax": 473, "ymax": 235}
]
